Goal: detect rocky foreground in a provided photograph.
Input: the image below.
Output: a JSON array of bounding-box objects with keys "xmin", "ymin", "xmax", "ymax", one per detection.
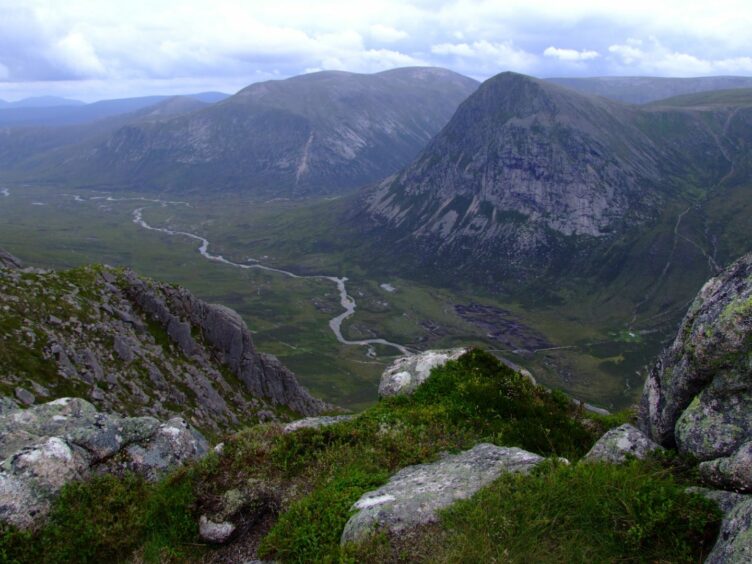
[
  {"xmin": 0, "ymin": 252, "xmax": 750, "ymax": 562},
  {"xmin": 0, "ymin": 250, "xmax": 326, "ymax": 436}
]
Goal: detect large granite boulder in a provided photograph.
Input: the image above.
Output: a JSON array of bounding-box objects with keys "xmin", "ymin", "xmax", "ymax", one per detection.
[
  {"xmin": 584, "ymin": 424, "xmax": 663, "ymax": 464},
  {"xmin": 0, "ymin": 397, "xmax": 208, "ymax": 529},
  {"xmin": 378, "ymin": 348, "xmax": 467, "ymax": 397},
  {"xmin": 340, "ymin": 444, "xmax": 549, "ymax": 544},
  {"xmin": 639, "ymin": 253, "xmax": 752, "ymax": 491}
]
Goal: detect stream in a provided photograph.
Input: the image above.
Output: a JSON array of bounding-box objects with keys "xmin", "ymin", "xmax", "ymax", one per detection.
[{"xmin": 99, "ymin": 196, "xmax": 409, "ymax": 355}]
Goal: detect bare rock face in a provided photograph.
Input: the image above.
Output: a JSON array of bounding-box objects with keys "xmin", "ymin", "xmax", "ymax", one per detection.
[
  {"xmin": 0, "ymin": 397, "xmax": 208, "ymax": 529},
  {"xmin": 378, "ymin": 348, "xmax": 468, "ymax": 397},
  {"xmin": 340, "ymin": 444, "xmax": 550, "ymax": 545},
  {"xmin": 122, "ymin": 270, "xmax": 327, "ymax": 418},
  {"xmin": 584, "ymin": 424, "xmax": 663, "ymax": 464},
  {"xmin": 0, "ymin": 256, "xmax": 328, "ymax": 436},
  {"xmin": 639, "ymin": 253, "xmax": 752, "ymax": 491},
  {"xmin": 689, "ymin": 487, "xmax": 752, "ymax": 563}
]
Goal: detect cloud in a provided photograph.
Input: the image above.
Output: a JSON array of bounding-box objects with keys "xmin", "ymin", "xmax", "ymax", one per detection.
[
  {"xmin": 369, "ymin": 24, "xmax": 408, "ymax": 43},
  {"xmin": 608, "ymin": 38, "xmax": 752, "ymax": 76},
  {"xmin": 431, "ymin": 40, "xmax": 538, "ymax": 73},
  {"xmin": 49, "ymin": 32, "xmax": 106, "ymax": 78},
  {"xmin": 543, "ymin": 46, "xmax": 599, "ymax": 62},
  {"xmin": 1, "ymin": 1, "xmax": 752, "ymax": 100}
]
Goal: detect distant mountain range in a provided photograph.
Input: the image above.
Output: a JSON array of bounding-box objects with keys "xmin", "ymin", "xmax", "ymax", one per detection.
[
  {"xmin": 0, "ymin": 68, "xmax": 479, "ymax": 195},
  {"xmin": 0, "ymin": 96, "xmax": 85, "ymax": 109},
  {"xmin": 0, "ymin": 92, "xmax": 229, "ymax": 127},
  {"xmin": 546, "ymin": 76, "xmax": 752, "ymax": 104}
]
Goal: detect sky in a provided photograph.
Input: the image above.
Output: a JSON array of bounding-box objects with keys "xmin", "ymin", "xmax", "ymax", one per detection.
[{"xmin": 1, "ymin": 0, "xmax": 752, "ymax": 102}]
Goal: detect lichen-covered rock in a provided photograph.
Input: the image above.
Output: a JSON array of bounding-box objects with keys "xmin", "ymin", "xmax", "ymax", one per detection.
[
  {"xmin": 341, "ymin": 444, "xmax": 548, "ymax": 544},
  {"xmin": 282, "ymin": 415, "xmax": 356, "ymax": 434},
  {"xmin": 378, "ymin": 348, "xmax": 467, "ymax": 397},
  {"xmin": 0, "ymin": 397, "xmax": 208, "ymax": 529},
  {"xmin": 639, "ymin": 253, "xmax": 752, "ymax": 491},
  {"xmin": 103, "ymin": 417, "xmax": 208, "ymax": 481},
  {"xmin": 706, "ymin": 497, "xmax": 752, "ymax": 563},
  {"xmin": 699, "ymin": 441, "xmax": 752, "ymax": 493},
  {"xmin": 584, "ymin": 424, "xmax": 663, "ymax": 464}
]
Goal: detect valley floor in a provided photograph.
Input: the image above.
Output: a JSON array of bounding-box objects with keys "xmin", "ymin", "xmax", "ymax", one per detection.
[{"xmin": 0, "ymin": 183, "xmax": 711, "ymax": 410}]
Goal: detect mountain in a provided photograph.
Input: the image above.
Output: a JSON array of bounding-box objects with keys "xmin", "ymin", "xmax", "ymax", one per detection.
[
  {"xmin": 0, "ymin": 96, "xmax": 215, "ymax": 173},
  {"xmin": 0, "ymin": 96, "xmax": 85, "ymax": 109},
  {"xmin": 0, "ymin": 249, "xmax": 327, "ymax": 437},
  {"xmin": 358, "ymin": 72, "xmax": 752, "ymax": 288},
  {"xmin": 546, "ymin": 75, "xmax": 752, "ymax": 105},
  {"xmin": 6, "ymin": 67, "xmax": 478, "ymax": 195},
  {"xmin": 0, "ymin": 92, "xmax": 228, "ymax": 128}
]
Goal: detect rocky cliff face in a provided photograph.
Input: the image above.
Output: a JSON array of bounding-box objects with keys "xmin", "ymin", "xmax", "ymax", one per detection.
[
  {"xmin": 0, "ymin": 250, "xmax": 327, "ymax": 435},
  {"xmin": 358, "ymin": 72, "xmax": 749, "ymax": 281},
  {"xmin": 18, "ymin": 67, "xmax": 478, "ymax": 196},
  {"xmin": 639, "ymin": 252, "xmax": 752, "ymax": 491}
]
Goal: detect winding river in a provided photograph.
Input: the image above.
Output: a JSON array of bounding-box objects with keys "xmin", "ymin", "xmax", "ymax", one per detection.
[{"xmin": 87, "ymin": 195, "xmax": 409, "ymax": 355}]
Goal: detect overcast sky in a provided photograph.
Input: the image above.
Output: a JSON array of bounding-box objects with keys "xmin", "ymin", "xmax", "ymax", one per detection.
[{"xmin": 1, "ymin": 0, "xmax": 751, "ymax": 101}]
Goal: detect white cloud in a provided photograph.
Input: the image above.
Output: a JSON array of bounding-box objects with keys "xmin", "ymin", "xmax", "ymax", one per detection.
[
  {"xmin": 543, "ymin": 46, "xmax": 599, "ymax": 62},
  {"xmin": 431, "ymin": 40, "xmax": 537, "ymax": 71},
  {"xmin": 50, "ymin": 32, "xmax": 106, "ymax": 78},
  {"xmin": 369, "ymin": 24, "xmax": 408, "ymax": 43},
  {"xmin": 608, "ymin": 38, "xmax": 752, "ymax": 76},
  {"xmin": 1, "ymin": 0, "xmax": 752, "ymax": 99}
]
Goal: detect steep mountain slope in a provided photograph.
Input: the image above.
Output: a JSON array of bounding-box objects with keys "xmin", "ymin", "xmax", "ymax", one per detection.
[
  {"xmin": 547, "ymin": 75, "xmax": 752, "ymax": 104},
  {"xmin": 8, "ymin": 67, "xmax": 478, "ymax": 195},
  {"xmin": 359, "ymin": 72, "xmax": 750, "ymax": 284},
  {"xmin": 0, "ymin": 249, "xmax": 327, "ymax": 436}
]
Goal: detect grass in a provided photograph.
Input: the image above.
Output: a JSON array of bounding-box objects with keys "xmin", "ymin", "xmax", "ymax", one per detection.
[
  {"xmin": 346, "ymin": 459, "xmax": 721, "ymax": 563},
  {"xmin": 0, "ymin": 349, "xmax": 724, "ymax": 563},
  {"xmin": 0, "ymin": 472, "xmax": 198, "ymax": 564}
]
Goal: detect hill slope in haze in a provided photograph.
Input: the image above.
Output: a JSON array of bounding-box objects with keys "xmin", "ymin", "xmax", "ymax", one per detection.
[
  {"xmin": 6, "ymin": 68, "xmax": 478, "ymax": 196},
  {"xmin": 547, "ymin": 75, "xmax": 752, "ymax": 104}
]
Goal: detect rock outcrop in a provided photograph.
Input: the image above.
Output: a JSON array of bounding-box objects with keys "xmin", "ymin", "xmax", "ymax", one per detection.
[
  {"xmin": 0, "ymin": 257, "xmax": 327, "ymax": 435},
  {"xmin": 0, "ymin": 397, "xmax": 207, "ymax": 529},
  {"xmin": 639, "ymin": 253, "xmax": 752, "ymax": 491},
  {"xmin": 584, "ymin": 424, "xmax": 663, "ymax": 464},
  {"xmin": 689, "ymin": 487, "xmax": 752, "ymax": 563},
  {"xmin": 121, "ymin": 269, "xmax": 327, "ymax": 418},
  {"xmin": 341, "ymin": 444, "xmax": 549, "ymax": 544},
  {"xmin": 378, "ymin": 348, "xmax": 467, "ymax": 397}
]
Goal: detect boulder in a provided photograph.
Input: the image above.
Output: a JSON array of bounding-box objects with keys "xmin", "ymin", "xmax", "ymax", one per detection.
[
  {"xmin": 378, "ymin": 348, "xmax": 467, "ymax": 397},
  {"xmin": 639, "ymin": 253, "xmax": 752, "ymax": 491},
  {"xmin": 282, "ymin": 415, "xmax": 356, "ymax": 434},
  {"xmin": 702, "ymin": 493, "xmax": 752, "ymax": 563},
  {"xmin": 341, "ymin": 444, "xmax": 548, "ymax": 544},
  {"xmin": 584, "ymin": 424, "xmax": 663, "ymax": 464},
  {"xmin": 0, "ymin": 397, "xmax": 208, "ymax": 529}
]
